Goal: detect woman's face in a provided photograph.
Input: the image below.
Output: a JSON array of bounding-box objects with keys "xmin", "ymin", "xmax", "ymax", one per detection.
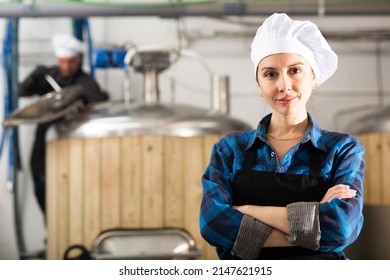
[{"xmin": 256, "ymin": 53, "xmax": 315, "ymax": 118}]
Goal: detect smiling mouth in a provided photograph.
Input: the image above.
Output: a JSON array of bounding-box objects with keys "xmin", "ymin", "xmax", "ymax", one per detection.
[{"xmin": 277, "ymin": 96, "xmax": 297, "ymax": 103}]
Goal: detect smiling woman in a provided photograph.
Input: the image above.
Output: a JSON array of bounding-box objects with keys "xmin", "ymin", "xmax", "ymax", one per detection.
[{"xmin": 200, "ymin": 13, "xmax": 365, "ymax": 260}]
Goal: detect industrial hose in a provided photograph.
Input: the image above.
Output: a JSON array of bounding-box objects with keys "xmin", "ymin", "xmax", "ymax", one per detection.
[{"xmin": 1, "ymin": 18, "xmax": 25, "ymax": 259}]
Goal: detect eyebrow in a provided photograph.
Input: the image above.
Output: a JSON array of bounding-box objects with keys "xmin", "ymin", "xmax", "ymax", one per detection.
[{"xmin": 260, "ymin": 62, "xmax": 305, "ymax": 71}]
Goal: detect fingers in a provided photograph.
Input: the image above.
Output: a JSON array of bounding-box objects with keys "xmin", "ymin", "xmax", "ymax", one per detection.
[{"xmin": 320, "ymin": 184, "xmax": 357, "ymax": 204}]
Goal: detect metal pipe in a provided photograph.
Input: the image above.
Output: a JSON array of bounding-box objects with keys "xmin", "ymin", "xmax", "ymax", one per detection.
[
  {"xmin": 1, "ymin": 3, "xmax": 390, "ymax": 18},
  {"xmin": 44, "ymin": 74, "xmax": 62, "ymax": 93},
  {"xmin": 143, "ymin": 69, "xmax": 159, "ymax": 105},
  {"xmin": 211, "ymin": 74, "xmax": 230, "ymax": 115}
]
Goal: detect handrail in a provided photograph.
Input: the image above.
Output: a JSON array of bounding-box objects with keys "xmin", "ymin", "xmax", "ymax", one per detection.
[{"xmin": 1, "ymin": 2, "xmax": 390, "ymax": 18}]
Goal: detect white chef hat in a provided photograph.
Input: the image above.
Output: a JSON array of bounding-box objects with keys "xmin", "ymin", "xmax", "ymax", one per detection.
[
  {"xmin": 52, "ymin": 33, "xmax": 85, "ymax": 58},
  {"xmin": 250, "ymin": 13, "xmax": 338, "ymax": 86}
]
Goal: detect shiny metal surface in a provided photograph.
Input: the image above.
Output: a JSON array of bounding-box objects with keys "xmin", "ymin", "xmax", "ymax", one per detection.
[
  {"xmin": 49, "ymin": 47, "xmax": 251, "ymax": 140},
  {"xmin": 143, "ymin": 69, "xmax": 160, "ymax": 105},
  {"xmin": 344, "ymin": 105, "xmax": 390, "ymax": 134},
  {"xmin": 2, "ymin": 84, "xmax": 83, "ymax": 127},
  {"xmin": 2, "ymin": 2, "xmax": 390, "ymax": 18},
  {"xmin": 50, "ymin": 101, "xmax": 252, "ymax": 140},
  {"xmin": 44, "ymin": 74, "xmax": 62, "ymax": 92},
  {"xmin": 90, "ymin": 228, "xmax": 202, "ymax": 260},
  {"xmin": 212, "ymin": 74, "xmax": 230, "ymax": 114}
]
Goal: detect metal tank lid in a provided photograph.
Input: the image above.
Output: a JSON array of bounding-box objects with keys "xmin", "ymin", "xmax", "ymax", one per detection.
[
  {"xmin": 48, "ymin": 101, "xmax": 252, "ymax": 140},
  {"xmin": 2, "ymin": 84, "xmax": 83, "ymax": 127},
  {"xmin": 45, "ymin": 46, "xmax": 252, "ymax": 140},
  {"xmin": 344, "ymin": 105, "xmax": 390, "ymax": 134}
]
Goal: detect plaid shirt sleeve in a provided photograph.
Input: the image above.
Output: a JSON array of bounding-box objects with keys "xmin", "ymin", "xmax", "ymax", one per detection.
[
  {"xmin": 318, "ymin": 135, "xmax": 365, "ymax": 252},
  {"xmin": 199, "ymin": 138, "xmax": 243, "ymax": 250}
]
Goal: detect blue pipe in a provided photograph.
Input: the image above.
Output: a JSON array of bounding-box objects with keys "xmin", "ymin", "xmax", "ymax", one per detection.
[
  {"xmin": 84, "ymin": 19, "xmax": 95, "ymax": 78},
  {"xmin": 73, "ymin": 18, "xmax": 95, "ymax": 77},
  {"xmin": 2, "ymin": 18, "xmax": 25, "ymax": 259}
]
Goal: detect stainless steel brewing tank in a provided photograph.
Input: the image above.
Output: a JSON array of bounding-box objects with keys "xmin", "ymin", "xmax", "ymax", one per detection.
[
  {"xmin": 344, "ymin": 105, "xmax": 390, "ymax": 135},
  {"xmin": 49, "ymin": 101, "xmax": 252, "ymax": 140},
  {"xmin": 45, "ymin": 99, "xmax": 252, "ymax": 261}
]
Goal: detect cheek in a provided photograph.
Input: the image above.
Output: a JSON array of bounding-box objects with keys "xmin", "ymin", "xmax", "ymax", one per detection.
[
  {"xmin": 299, "ymin": 86, "xmax": 313, "ymax": 102},
  {"xmin": 296, "ymin": 77, "xmax": 313, "ymax": 94}
]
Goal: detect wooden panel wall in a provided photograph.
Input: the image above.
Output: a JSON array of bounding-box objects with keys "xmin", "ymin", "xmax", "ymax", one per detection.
[
  {"xmin": 46, "ymin": 135, "xmax": 220, "ymax": 260},
  {"xmin": 356, "ymin": 132, "xmax": 390, "ymax": 205}
]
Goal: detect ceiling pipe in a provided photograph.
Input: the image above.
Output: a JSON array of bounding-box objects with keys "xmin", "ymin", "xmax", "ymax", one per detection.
[{"xmin": 0, "ymin": 2, "xmax": 390, "ymax": 18}]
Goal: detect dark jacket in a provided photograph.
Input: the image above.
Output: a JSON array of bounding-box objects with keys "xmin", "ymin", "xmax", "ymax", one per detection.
[{"xmin": 18, "ymin": 65, "xmax": 108, "ymax": 180}]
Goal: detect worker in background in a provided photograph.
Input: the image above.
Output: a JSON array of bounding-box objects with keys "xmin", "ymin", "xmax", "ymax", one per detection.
[
  {"xmin": 200, "ymin": 13, "xmax": 364, "ymax": 259},
  {"xmin": 18, "ymin": 33, "xmax": 108, "ymax": 216}
]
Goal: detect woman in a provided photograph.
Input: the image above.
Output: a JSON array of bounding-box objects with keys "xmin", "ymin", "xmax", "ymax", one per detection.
[{"xmin": 199, "ymin": 13, "xmax": 364, "ymax": 260}]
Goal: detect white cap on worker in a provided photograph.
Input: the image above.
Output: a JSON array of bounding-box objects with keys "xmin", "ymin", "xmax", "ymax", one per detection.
[
  {"xmin": 52, "ymin": 33, "xmax": 85, "ymax": 58},
  {"xmin": 250, "ymin": 13, "xmax": 338, "ymax": 86}
]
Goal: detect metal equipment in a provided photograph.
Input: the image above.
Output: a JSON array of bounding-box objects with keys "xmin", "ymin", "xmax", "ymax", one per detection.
[
  {"xmin": 43, "ymin": 45, "xmax": 251, "ymax": 260},
  {"xmin": 343, "ymin": 105, "xmax": 390, "ymax": 134},
  {"xmin": 2, "ymin": 84, "xmax": 84, "ymax": 127},
  {"xmin": 49, "ymin": 45, "xmax": 250, "ymax": 140},
  {"xmin": 64, "ymin": 228, "xmax": 202, "ymax": 260}
]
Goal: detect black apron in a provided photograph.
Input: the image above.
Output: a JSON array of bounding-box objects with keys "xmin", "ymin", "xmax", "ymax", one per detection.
[{"xmin": 228, "ymin": 140, "xmax": 345, "ymax": 260}]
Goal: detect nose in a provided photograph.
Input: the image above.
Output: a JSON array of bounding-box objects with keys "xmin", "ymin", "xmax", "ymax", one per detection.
[{"xmin": 277, "ymin": 74, "xmax": 292, "ymax": 93}]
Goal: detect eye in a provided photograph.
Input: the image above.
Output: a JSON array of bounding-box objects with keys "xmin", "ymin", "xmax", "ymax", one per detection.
[
  {"xmin": 264, "ymin": 71, "xmax": 277, "ymax": 78},
  {"xmin": 289, "ymin": 67, "xmax": 302, "ymax": 74}
]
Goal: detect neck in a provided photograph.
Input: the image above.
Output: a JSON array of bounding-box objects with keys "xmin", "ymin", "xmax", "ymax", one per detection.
[{"xmin": 267, "ymin": 111, "xmax": 308, "ymax": 137}]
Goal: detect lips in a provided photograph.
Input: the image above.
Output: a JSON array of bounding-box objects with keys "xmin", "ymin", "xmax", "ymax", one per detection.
[{"xmin": 277, "ymin": 95, "xmax": 298, "ymax": 104}]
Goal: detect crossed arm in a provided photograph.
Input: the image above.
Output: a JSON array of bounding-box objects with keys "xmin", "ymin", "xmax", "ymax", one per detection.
[{"xmin": 233, "ymin": 184, "xmax": 357, "ymax": 247}]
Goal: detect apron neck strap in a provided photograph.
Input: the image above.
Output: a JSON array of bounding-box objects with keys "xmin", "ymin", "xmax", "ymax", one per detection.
[
  {"xmin": 241, "ymin": 139, "xmax": 259, "ymax": 170},
  {"xmin": 309, "ymin": 145, "xmax": 322, "ymax": 176}
]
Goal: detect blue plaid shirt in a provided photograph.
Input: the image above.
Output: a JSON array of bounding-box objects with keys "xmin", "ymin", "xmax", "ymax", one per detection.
[{"xmin": 200, "ymin": 113, "xmax": 364, "ymax": 255}]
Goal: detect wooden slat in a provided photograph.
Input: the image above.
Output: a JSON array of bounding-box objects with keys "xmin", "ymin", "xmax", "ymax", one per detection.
[
  {"xmin": 381, "ymin": 133, "xmax": 390, "ymax": 205},
  {"xmin": 164, "ymin": 136, "xmax": 184, "ymax": 227},
  {"xmin": 366, "ymin": 133, "xmax": 382, "ymax": 204},
  {"xmin": 69, "ymin": 139, "xmax": 84, "ymax": 247},
  {"xmin": 203, "ymin": 135, "xmax": 220, "ymax": 169},
  {"xmin": 84, "ymin": 139, "xmax": 101, "ymax": 248},
  {"xmin": 356, "ymin": 134, "xmax": 369, "ymax": 204},
  {"xmin": 101, "ymin": 137, "xmax": 121, "ymax": 229},
  {"xmin": 121, "ymin": 135, "xmax": 142, "ymax": 227},
  {"xmin": 57, "ymin": 140, "xmax": 69, "ymax": 259},
  {"xmin": 201, "ymin": 135, "xmax": 221, "ymax": 260},
  {"xmin": 141, "ymin": 135, "xmax": 164, "ymax": 227},
  {"xmin": 46, "ymin": 141, "xmax": 58, "ymax": 260},
  {"xmin": 183, "ymin": 136, "xmax": 204, "ymax": 256}
]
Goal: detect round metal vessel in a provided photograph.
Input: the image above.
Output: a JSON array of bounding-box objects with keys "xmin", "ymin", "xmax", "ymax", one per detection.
[
  {"xmin": 344, "ymin": 105, "xmax": 390, "ymax": 134},
  {"xmin": 50, "ymin": 101, "xmax": 252, "ymax": 140},
  {"xmin": 46, "ymin": 47, "xmax": 252, "ymax": 260},
  {"xmin": 46, "ymin": 102, "xmax": 252, "ymax": 260}
]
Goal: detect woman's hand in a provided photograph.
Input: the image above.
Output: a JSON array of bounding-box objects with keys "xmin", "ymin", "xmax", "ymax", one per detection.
[{"xmin": 320, "ymin": 184, "xmax": 356, "ymax": 204}]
